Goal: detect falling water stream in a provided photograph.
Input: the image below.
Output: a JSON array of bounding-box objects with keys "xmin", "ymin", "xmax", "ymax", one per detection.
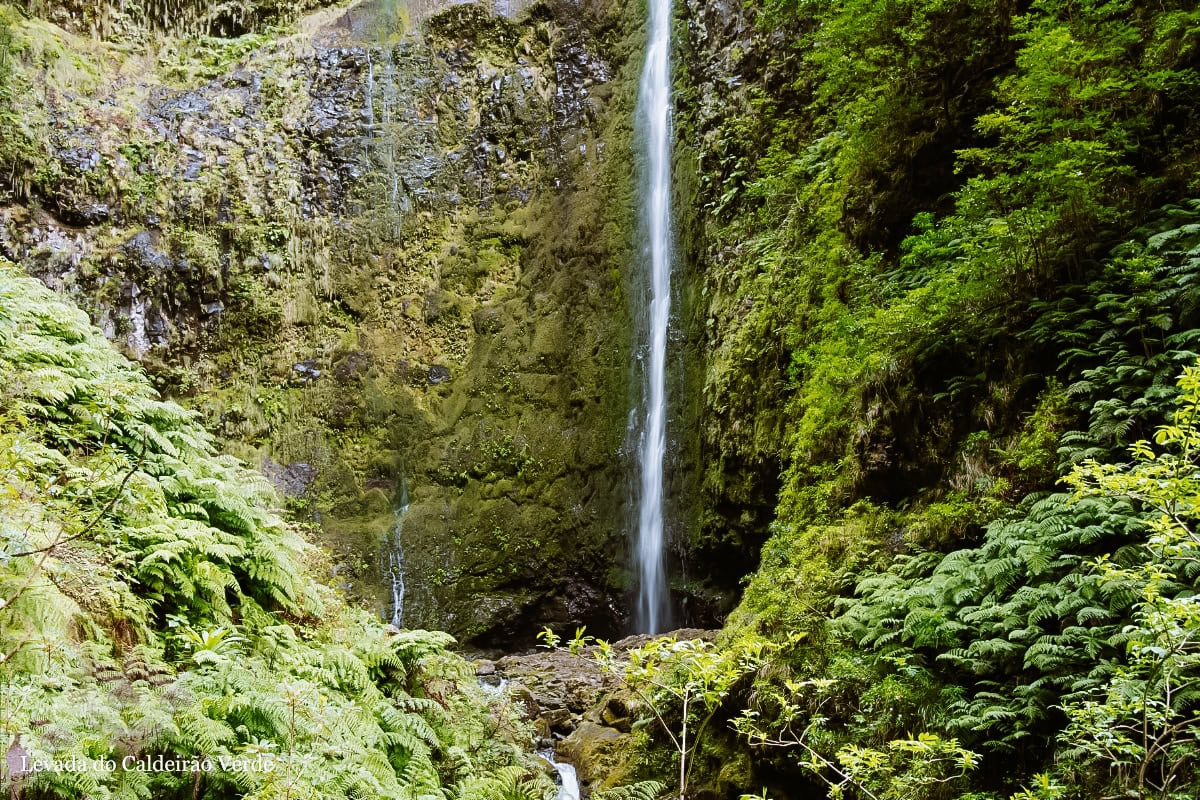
[
  {"xmin": 551, "ymin": 761, "xmax": 580, "ymax": 800},
  {"xmin": 539, "ymin": 751, "xmax": 580, "ymax": 800},
  {"xmin": 386, "ymin": 476, "xmax": 410, "ymax": 627},
  {"xmin": 632, "ymin": 0, "xmax": 674, "ymax": 634}
]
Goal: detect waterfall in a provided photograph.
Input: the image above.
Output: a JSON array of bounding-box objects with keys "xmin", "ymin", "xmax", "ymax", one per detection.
[
  {"xmin": 539, "ymin": 751, "xmax": 580, "ymax": 800},
  {"xmin": 365, "ymin": 50, "xmax": 375, "ymax": 129},
  {"xmin": 363, "ymin": 42, "xmax": 405, "ymax": 235},
  {"xmin": 552, "ymin": 761, "xmax": 580, "ymax": 800},
  {"xmin": 631, "ymin": 0, "xmax": 674, "ymax": 634},
  {"xmin": 385, "ymin": 476, "xmax": 410, "ymax": 627}
]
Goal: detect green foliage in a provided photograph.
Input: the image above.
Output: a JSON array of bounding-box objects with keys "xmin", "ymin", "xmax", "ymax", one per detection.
[
  {"xmin": 0, "ymin": 258, "xmax": 319, "ymax": 633},
  {"xmin": 452, "ymin": 766, "xmax": 555, "ymax": 800},
  {"xmin": 592, "ymin": 782, "xmax": 668, "ymax": 800},
  {"xmin": 695, "ymin": 0, "xmax": 1200, "ymax": 598},
  {"xmin": 735, "ymin": 665, "xmax": 980, "ymax": 800},
  {"xmin": 1027, "ymin": 200, "xmax": 1200, "ymax": 466},
  {"xmin": 0, "ymin": 261, "xmax": 546, "ymax": 798},
  {"xmin": 542, "ymin": 628, "xmax": 771, "ymax": 800},
  {"xmin": 694, "ymin": 0, "xmax": 1200, "ymax": 790},
  {"xmin": 0, "ymin": 12, "xmax": 40, "ymax": 197},
  {"xmin": 830, "ymin": 735, "xmax": 979, "ymax": 800},
  {"xmin": 714, "ymin": 368, "xmax": 1200, "ymax": 798},
  {"xmin": 838, "ymin": 491, "xmax": 1146, "ymax": 752},
  {"xmin": 1053, "ymin": 366, "xmax": 1200, "ymax": 798}
]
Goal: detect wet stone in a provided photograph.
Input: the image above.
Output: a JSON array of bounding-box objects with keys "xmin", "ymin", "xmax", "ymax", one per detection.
[{"xmin": 292, "ymin": 360, "xmax": 322, "ymax": 381}]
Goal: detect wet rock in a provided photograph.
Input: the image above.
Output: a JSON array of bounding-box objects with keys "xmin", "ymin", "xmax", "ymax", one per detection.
[
  {"xmin": 427, "ymin": 364, "xmax": 451, "ymax": 384},
  {"xmin": 507, "ymin": 683, "xmax": 540, "ymax": 719},
  {"xmin": 262, "ymin": 460, "xmax": 318, "ymax": 497},
  {"xmin": 121, "ymin": 231, "xmax": 174, "ymax": 273},
  {"xmin": 565, "ymin": 580, "xmax": 606, "ymax": 622},
  {"xmin": 495, "ymin": 647, "xmax": 611, "ymax": 718},
  {"xmin": 307, "ymin": 97, "xmax": 347, "ymax": 136},
  {"xmin": 558, "ymin": 721, "xmax": 631, "ymax": 789},
  {"xmin": 71, "ymin": 201, "xmax": 112, "ymax": 225},
  {"xmin": 292, "ymin": 360, "xmax": 322, "ymax": 381},
  {"xmin": 538, "ymin": 707, "xmax": 574, "ymax": 736},
  {"xmin": 494, "ymin": 630, "xmax": 717, "ymax": 729},
  {"xmin": 146, "ymin": 306, "xmax": 170, "ymax": 345},
  {"xmin": 599, "ymin": 696, "xmax": 632, "ymax": 732},
  {"xmin": 160, "ymin": 93, "xmax": 213, "ymax": 119},
  {"xmin": 57, "ymin": 147, "xmax": 102, "ymax": 173}
]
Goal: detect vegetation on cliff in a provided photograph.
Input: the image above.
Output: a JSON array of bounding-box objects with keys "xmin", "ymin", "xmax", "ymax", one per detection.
[
  {"xmin": 642, "ymin": 0, "xmax": 1200, "ymax": 796},
  {"xmin": 4, "ymin": 0, "xmax": 1200, "ymax": 797},
  {"xmin": 0, "ymin": 260, "xmax": 552, "ymax": 798},
  {"xmin": 0, "ymin": 0, "xmax": 637, "ymax": 644}
]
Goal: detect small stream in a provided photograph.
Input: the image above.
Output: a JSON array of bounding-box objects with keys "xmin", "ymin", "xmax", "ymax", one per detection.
[{"xmin": 481, "ymin": 677, "xmax": 577, "ymax": 800}]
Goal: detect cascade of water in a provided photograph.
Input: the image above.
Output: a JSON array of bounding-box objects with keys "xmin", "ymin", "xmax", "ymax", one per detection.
[
  {"xmin": 552, "ymin": 761, "xmax": 580, "ymax": 800},
  {"xmin": 380, "ymin": 51, "xmax": 403, "ymax": 219},
  {"xmin": 365, "ymin": 50, "xmax": 375, "ymax": 129},
  {"xmin": 631, "ymin": 0, "xmax": 674, "ymax": 634},
  {"xmin": 538, "ymin": 751, "xmax": 580, "ymax": 800},
  {"xmin": 365, "ymin": 41, "xmax": 405, "ymax": 234},
  {"xmin": 386, "ymin": 476, "xmax": 410, "ymax": 627}
]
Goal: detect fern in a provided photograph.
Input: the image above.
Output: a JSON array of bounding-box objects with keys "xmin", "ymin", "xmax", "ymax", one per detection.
[
  {"xmin": 452, "ymin": 765, "xmax": 554, "ymax": 800},
  {"xmin": 592, "ymin": 782, "xmax": 667, "ymax": 800},
  {"xmin": 839, "ymin": 491, "xmax": 1147, "ymax": 750},
  {"xmin": 1027, "ymin": 203, "xmax": 1200, "ymax": 468},
  {"xmin": 0, "ymin": 261, "xmax": 543, "ymax": 799}
]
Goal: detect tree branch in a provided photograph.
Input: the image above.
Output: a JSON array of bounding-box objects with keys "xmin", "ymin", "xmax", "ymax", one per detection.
[{"xmin": 5, "ymin": 432, "xmax": 147, "ymax": 559}]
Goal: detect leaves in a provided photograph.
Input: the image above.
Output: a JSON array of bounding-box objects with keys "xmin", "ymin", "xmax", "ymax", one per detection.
[
  {"xmin": 0, "ymin": 261, "xmax": 542, "ymax": 798},
  {"xmin": 1056, "ymin": 366, "xmax": 1200, "ymax": 798}
]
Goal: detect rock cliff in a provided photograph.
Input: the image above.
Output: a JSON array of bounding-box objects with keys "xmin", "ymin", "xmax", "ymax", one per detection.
[{"xmin": 0, "ymin": 0, "xmax": 641, "ymax": 643}]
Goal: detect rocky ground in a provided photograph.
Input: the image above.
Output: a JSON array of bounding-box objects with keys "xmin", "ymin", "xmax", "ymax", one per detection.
[{"xmin": 474, "ymin": 628, "xmax": 717, "ymax": 792}]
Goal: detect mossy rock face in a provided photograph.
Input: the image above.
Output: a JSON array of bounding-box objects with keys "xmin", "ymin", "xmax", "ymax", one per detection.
[
  {"xmin": 1, "ymin": 0, "xmax": 640, "ymax": 644},
  {"xmin": 559, "ymin": 721, "xmax": 634, "ymax": 790},
  {"xmin": 15, "ymin": 0, "xmax": 333, "ymax": 39}
]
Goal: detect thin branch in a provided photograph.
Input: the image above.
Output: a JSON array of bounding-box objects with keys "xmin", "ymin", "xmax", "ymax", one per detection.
[
  {"xmin": 1, "ymin": 433, "xmax": 148, "ymax": 664},
  {"xmin": 5, "ymin": 432, "xmax": 147, "ymax": 559},
  {"xmin": 595, "ymin": 658, "xmax": 682, "ymax": 752}
]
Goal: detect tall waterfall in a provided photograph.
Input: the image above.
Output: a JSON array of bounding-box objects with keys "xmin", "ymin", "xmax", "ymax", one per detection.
[{"xmin": 632, "ymin": 0, "xmax": 674, "ymax": 634}]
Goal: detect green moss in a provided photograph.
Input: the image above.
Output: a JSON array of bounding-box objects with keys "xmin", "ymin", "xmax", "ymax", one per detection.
[
  {"xmin": 0, "ymin": 0, "xmax": 641, "ymax": 646},
  {"xmin": 156, "ymin": 30, "xmax": 272, "ymax": 83}
]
